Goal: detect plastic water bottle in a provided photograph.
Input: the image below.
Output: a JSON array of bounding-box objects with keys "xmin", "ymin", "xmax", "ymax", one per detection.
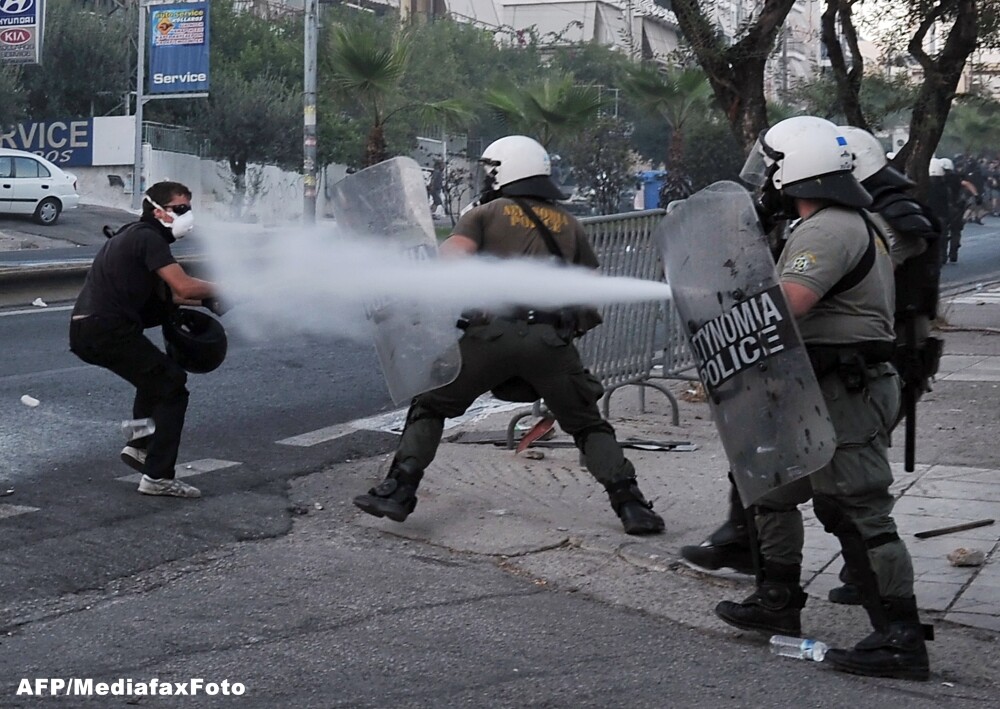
[
  {"xmin": 769, "ymin": 635, "xmax": 828, "ymax": 662},
  {"xmin": 121, "ymin": 418, "xmax": 156, "ymax": 440}
]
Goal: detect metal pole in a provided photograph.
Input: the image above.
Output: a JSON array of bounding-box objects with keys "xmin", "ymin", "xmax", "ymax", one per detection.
[
  {"xmin": 303, "ymin": 0, "xmax": 319, "ymax": 224},
  {"xmin": 132, "ymin": 1, "xmax": 147, "ymax": 211}
]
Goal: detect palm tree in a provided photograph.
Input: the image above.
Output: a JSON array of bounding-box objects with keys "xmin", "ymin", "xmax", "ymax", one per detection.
[
  {"xmin": 483, "ymin": 75, "xmax": 604, "ymax": 149},
  {"xmin": 323, "ymin": 25, "xmax": 472, "ymax": 167},
  {"xmin": 622, "ymin": 64, "xmax": 714, "ymax": 204}
]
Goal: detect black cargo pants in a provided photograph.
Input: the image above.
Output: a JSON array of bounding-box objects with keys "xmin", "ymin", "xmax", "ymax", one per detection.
[
  {"xmin": 395, "ymin": 318, "xmax": 635, "ymax": 486},
  {"xmin": 70, "ymin": 316, "xmax": 189, "ymax": 480}
]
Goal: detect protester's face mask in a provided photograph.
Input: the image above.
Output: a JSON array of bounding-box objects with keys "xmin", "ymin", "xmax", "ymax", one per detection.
[{"xmin": 145, "ymin": 195, "xmax": 195, "ymax": 238}]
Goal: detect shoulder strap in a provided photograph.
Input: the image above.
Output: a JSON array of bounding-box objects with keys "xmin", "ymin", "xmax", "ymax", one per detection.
[
  {"xmin": 509, "ymin": 197, "xmax": 565, "ymax": 261},
  {"xmin": 822, "ymin": 211, "xmax": 887, "ymax": 300},
  {"xmin": 103, "ymin": 221, "xmax": 144, "ymax": 240}
]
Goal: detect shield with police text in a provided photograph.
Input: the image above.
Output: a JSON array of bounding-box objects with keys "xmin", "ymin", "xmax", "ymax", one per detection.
[
  {"xmin": 655, "ymin": 181, "xmax": 836, "ymax": 505},
  {"xmin": 328, "ymin": 157, "xmax": 462, "ymax": 405}
]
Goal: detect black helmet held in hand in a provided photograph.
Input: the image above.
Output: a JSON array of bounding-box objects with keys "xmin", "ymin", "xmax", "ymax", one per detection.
[{"xmin": 162, "ymin": 308, "xmax": 228, "ymax": 373}]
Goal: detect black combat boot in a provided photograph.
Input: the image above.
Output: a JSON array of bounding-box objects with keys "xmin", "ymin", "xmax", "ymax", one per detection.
[
  {"xmin": 827, "ymin": 562, "xmax": 862, "ymax": 605},
  {"xmin": 825, "ymin": 596, "xmax": 931, "ymax": 681},
  {"xmin": 680, "ymin": 479, "xmax": 754, "ymax": 574},
  {"xmin": 715, "ymin": 561, "xmax": 807, "ymax": 635},
  {"xmin": 352, "ymin": 459, "xmax": 423, "ymax": 523},
  {"xmin": 605, "ymin": 478, "xmax": 665, "ymax": 535}
]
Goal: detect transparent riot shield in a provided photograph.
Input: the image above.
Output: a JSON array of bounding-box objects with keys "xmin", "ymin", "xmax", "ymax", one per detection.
[
  {"xmin": 328, "ymin": 157, "xmax": 461, "ymax": 405},
  {"xmin": 655, "ymin": 181, "xmax": 836, "ymax": 506}
]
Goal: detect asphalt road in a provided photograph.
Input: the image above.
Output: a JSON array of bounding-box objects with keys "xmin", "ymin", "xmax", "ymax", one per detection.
[
  {"xmin": 0, "ymin": 203, "xmax": 136, "ymax": 248},
  {"xmin": 0, "ymin": 305, "xmax": 397, "ymax": 604}
]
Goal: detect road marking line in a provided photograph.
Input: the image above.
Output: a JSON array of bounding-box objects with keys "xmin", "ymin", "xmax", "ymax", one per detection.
[
  {"xmin": 0, "ymin": 503, "xmax": 40, "ymax": 519},
  {"xmin": 116, "ymin": 458, "xmax": 241, "ymax": 483},
  {"xmin": 276, "ymin": 397, "xmax": 528, "ymax": 447},
  {"xmin": 0, "ymin": 304, "xmax": 75, "ymax": 317},
  {"xmin": 950, "ymin": 292, "xmax": 1000, "ymax": 305}
]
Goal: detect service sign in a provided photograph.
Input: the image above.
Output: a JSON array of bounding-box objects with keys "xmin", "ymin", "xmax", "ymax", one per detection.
[
  {"xmin": 0, "ymin": 118, "xmax": 94, "ymax": 167},
  {"xmin": 0, "ymin": 0, "xmax": 44, "ymax": 66},
  {"xmin": 148, "ymin": 1, "xmax": 210, "ymax": 95}
]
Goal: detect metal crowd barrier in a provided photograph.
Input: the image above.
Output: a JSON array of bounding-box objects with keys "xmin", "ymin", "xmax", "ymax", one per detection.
[{"xmin": 504, "ymin": 208, "xmax": 698, "ymax": 446}]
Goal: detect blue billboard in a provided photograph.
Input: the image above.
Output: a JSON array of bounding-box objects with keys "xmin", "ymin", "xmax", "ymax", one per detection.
[
  {"xmin": 148, "ymin": 1, "xmax": 210, "ymax": 95},
  {"xmin": 0, "ymin": 118, "xmax": 93, "ymax": 167}
]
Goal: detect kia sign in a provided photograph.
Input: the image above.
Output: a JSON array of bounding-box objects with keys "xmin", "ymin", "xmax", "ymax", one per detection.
[
  {"xmin": 0, "ymin": 0, "xmax": 44, "ymax": 65},
  {"xmin": 148, "ymin": 1, "xmax": 210, "ymax": 95}
]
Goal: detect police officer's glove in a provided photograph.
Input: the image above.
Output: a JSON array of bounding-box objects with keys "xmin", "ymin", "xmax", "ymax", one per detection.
[
  {"xmin": 202, "ymin": 297, "xmax": 231, "ymax": 317},
  {"xmin": 752, "ymin": 199, "xmax": 778, "ymax": 235}
]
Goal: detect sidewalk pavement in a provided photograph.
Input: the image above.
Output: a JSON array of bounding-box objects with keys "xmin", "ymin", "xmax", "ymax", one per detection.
[{"xmin": 339, "ymin": 285, "xmax": 1000, "ymax": 641}]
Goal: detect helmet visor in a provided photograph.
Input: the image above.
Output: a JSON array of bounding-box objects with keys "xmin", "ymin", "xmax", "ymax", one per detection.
[{"xmin": 739, "ymin": 137, "xmax": 770, "ymax": 187}]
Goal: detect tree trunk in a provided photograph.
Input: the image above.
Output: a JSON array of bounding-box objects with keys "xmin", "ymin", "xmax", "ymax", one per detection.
[
  {"xmin": 822, "ymin": 0, "xmax": 866, "ymax": 129},
  {"xmin": 229, "ymin": 156, "xmax": 247, "ymax": 219},
  {"xmin": 904, "ymin": 0, "xmax": 978, "ymax": 198},
  {"xmin": 831, "ymin": 1, "xmax": 978, "ymax": 199},
  {"xmin": 670, "ymin": 0, "xmax": 797, "ymax": 153},
  {"xmin": 364, "ymin": 124, "xmax": 387, "ymax": 168}
]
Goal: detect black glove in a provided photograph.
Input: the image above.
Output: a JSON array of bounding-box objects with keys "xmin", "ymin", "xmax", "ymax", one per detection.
[
  {"xmin": 975, "ymin": 194, "xmax": 983, "ymax": 206},
  {"xmin": 202, "ymin": 297, "xmax": 230, "ymax": 316}
]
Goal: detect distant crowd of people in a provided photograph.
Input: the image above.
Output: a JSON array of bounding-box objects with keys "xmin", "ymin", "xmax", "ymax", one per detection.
[{"xmin": 928, "ymin": 153, "xmax": 998, "ymax": 264}]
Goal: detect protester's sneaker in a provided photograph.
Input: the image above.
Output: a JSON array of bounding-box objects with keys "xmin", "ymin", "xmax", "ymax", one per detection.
[
  {"xmin": 138, "ymin": 475, "xmax": 201, "ymax": 498},
  {"xmin": 120, "ymin": 446, "xmax": 146, "ymax": 473}
]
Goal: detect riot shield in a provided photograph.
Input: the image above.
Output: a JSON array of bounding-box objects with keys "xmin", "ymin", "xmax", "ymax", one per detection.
[
  {"xmin": 655, "ymin": 181, "xmax": 836, "ymax": 506},
  {"xmin": 329, "ymin": 157, "xmax": 461, "ymax": 405}
]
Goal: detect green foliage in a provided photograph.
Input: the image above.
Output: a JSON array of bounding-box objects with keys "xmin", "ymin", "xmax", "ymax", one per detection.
[
  {"xmin": 785, "ymin": 73, "xmax": 917, "ymax": 131},
  {"xmin": 211, "ymin": 0, "xmax": 302, "ymax": 86},
  {"xmin": 0, "ymin": 65, "xmax": 26, "ymax": 127},
  {"xmin": 484, "ymin": 75, "xmax": 604, "ymax": 149},
  {"xmin": 940, "ymin": 95, "xmax": 1000, "ymax": 156},
  {"xmin": 682, "ymin": 118, "xmax": 746, "ymax": 190},
  {"xmin": 18, "ymin": 1, "xmax": 132, "ymax": 118},
  {"xmin": 320, "ymin": 20, "xmax": 474, "ymax": 166},
  {"xmin": 559, "ymin": 115, "xmax": 635, "ymax": 215},
  {"xmin": 195, "ymin": 67, "xmax": 300, "ymax": 176},
  {"xmin": 621, "ymin": 62, "xmax": 715, "ymax": 181}
]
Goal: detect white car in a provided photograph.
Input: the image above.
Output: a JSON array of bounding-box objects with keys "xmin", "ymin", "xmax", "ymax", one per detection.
[{"xmin": 0, "ymin": 148, "xmax": 81, "ymax": 226}]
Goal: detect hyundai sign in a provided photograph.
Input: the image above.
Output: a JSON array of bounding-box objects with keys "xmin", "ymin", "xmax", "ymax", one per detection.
[
  {"xmin": 0, "ymin": 0, "xmax": 44, "ymax": 66},
  {"xmin": 148, "ymin": 1, "xmax": 209, "ymax": 95}
]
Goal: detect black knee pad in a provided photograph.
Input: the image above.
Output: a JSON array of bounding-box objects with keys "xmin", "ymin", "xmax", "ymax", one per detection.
[
  {"xmin": 813, "ymin": 494, "xmax": 850, "ymax": 535},
  {"xmin": 406, "ymin": 400, "xmax": 449, "ymax": 424},
  {"xmin": 571, "ymin": 421, "xmax": 615, "ymax": 451},
  {"xmin": 814, "ymin": 494, "xmax": 890, "ymax": 630}
]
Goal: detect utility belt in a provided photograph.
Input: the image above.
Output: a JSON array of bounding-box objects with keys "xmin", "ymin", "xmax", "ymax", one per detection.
[
  {"xmin": 457, "ymin": 307, "xmax": 568, "ymax": 330},
  {"xmin": 806, "ymin": 341, "xmax": 895, "ymax": 389}
]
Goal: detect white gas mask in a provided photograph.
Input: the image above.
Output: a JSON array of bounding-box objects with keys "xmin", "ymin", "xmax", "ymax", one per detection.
[{"xmin": 145, "ymin": 195, "xmax": 195, "ymax": 238}]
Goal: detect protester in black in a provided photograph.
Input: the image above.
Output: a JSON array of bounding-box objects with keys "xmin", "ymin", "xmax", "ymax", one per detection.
[{"xmin": 69, "ymin": 181, "xmax": 222, "ymax": 498}]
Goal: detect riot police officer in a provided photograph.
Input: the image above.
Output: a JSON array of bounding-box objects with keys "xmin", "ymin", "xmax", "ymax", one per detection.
[
  {"xmin": 70, "ymin": 181, "xmax": 226, "ymax": 499},
  {"xmin": 682, "ymin": 129, "xmax": 943, "ymax": 599},
  {"xmin": 353, "ymin": 136, "xmax": 665, "ymax": 536},
  {"xmin": 713, "ymin": 117, "xmax": 930, "ymax": 681}
]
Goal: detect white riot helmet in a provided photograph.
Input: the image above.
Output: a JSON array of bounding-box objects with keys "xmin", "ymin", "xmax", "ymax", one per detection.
[
  {"xmin": 840, "ymin": 125, "xmax": 913, "ymax": 188},
  {"xmin": 740, "ymin": 116, "xmax": 871, "ymax": 208},
  {"xmin": 939, "ymin": 157, "xmax": 955, "ymax": 172},
  {"xmin": 929, "ymin": 157, "xmax": 946, "ymax": 177},
  {"xmin": 479, "ymin": 135, "xmax": 567, "ymax": 201},
  {"xmin": 838, "ymin": 126, "xmax": 887, "ymax": 182}
]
